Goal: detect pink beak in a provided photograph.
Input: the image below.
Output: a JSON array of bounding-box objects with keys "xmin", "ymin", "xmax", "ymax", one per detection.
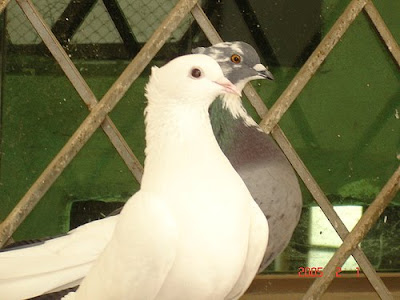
[{"xmin": 213, "ymin": 77, "xmax": 241, "ymax": 97}]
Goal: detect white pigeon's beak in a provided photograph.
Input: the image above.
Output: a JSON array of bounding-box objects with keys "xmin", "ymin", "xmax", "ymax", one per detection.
[{"xmin": 214, "ymin": 77, "xmax": 241, "ymax": 96}]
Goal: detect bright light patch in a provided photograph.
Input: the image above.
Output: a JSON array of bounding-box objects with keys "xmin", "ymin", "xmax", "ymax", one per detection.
[{"xmin": 308, "ymin": 206, "xmax": 363, "ymax": 270}]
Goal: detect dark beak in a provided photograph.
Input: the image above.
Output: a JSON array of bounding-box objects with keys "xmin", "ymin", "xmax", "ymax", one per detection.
[
  {"xmin": 252, "ymin": 63, "xmax": 274, "ymax": 81},
  {"xmin": 258, "ymin": 69, "xmax": 274, "ymax": 81}
]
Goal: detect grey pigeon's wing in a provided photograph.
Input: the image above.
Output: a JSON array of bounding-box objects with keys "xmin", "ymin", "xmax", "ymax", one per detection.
[
  {"xmin": 232, "ymin": 129, "xmax": 302, "ymax": 270},
  {"xmin": 30, "ymin": 287, "xmax": 77, "ymax": 300},
  {"xmin": 107, "ymin": 206, "xmax": 123, "ymax": 216},
  {"xmin": 2, "ymin": 238, "xmax": 53, "ymax": 251},
  {"xmin": 210, "ymin": 98, "xmax": 302, "ymax": 272}
]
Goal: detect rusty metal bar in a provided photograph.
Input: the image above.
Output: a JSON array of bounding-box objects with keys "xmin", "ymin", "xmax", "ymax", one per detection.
[
  {"xmin": 275, "ymin": 128, "xmax": 394, "ymax": 300},
  {"xmin": 0, "ymin": 0, "xmax": 200, "ymax": 247},
  {"xmin": 259, "ymin": 0, "xmax": 368, "ymax": 134},
  {"xmin": 364, "ymin": 1, "xmax": 400, "ymax": 67},
  {"xmin": 0, "ymin": 0, "xmax": 10, "ymax": 14},
  {"xmin": 303, "ymin": 165, "xmax": 400, "ymax": 300},
  {"xmin": 17, "ymin": 0, "xmax": 144, "ymax": 182},
  {"xmin": 191, "ymin": 4, "xmax": 393, "ymax": 299}
]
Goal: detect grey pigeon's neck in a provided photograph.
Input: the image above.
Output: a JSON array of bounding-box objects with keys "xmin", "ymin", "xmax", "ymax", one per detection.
[
  {"xmin": 210, "ymin": 97, "xmax": 283, "ymax": 169},
  {"xmin": 210, "ymin": 98, "xmax": 241, "ymax": 150},
  {"xmin": 210, "ymin": 96, "xmax": 258, "ymax": 152}
]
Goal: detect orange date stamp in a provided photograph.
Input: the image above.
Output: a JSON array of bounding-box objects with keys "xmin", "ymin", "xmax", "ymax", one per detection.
[{"xmin": 298, "ymin": 267, "xmax": 361, "ymax": 277}]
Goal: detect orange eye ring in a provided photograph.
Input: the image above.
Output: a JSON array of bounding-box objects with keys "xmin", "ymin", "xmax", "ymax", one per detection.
[{"xmin": 230, "ymin": 54, "xmax": 241, "ymax": 64}]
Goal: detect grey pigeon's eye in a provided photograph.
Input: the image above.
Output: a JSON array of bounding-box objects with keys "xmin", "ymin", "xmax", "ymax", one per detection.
[
  {"xmin": 190, "ymin": 68, "xmax": 202, "ymax": 79},
  {"xmin": 230, "ymin": 54, "xmax": 241, "ymax": 64}
]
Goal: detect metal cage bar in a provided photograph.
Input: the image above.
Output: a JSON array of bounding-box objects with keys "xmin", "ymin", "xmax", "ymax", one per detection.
[
  {"xmin": 0, "ymin": 0, "xmax": 200, "ymax": 247},
  {"xmin": 364, "ymin": 1, "xmax": 400, "ymax": 66},
  {"xmin": 0, "ymin": 0, "xmax": 11, "ymax": 13},
  {"xmin": 259, "ymin": 0, "xmax": 368, "ymax": 134},
  {"xmin": 17, "ymin": 0, "xmax": 143, "ymax": 182},
  {"xmin": 304, "ymin": 165, "xmax": 400, "ymax": 299}
]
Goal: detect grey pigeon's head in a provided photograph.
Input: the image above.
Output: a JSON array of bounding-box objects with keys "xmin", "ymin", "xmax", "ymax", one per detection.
[{"xmin": 192, "ymin": 41, "xmax": 273, "ymax": 91}]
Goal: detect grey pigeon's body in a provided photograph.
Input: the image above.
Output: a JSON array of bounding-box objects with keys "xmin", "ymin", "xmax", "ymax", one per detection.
[{"xmin": 194, "ymin": 42, "xmax": 302, "ymax": 271}]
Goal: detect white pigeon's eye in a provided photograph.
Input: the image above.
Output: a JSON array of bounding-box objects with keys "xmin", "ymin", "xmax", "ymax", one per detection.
[
  {"xmin": 190, "ymin": 68, "xmax": 202, "ymax": 79},
  {"xmin": 230, "ymin": 54, "xmax": 241, "ymax": 64}
]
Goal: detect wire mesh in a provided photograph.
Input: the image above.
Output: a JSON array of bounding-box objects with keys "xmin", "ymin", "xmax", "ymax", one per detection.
[{"xmin": 6, "ymin": 0, "xmax": 194, "ymax": 46}]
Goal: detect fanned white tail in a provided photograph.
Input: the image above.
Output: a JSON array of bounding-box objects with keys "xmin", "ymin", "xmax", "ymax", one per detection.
[{"xmin": 0, "ymin": 216, "xmax": 117, "ymax": 300}]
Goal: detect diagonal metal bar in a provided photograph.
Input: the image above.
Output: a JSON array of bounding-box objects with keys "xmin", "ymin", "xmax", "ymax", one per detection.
[
  {"xmin": 0, "ymin": 0, "xmax": 200, "ymax": 247},
  {"xmin": 191, "ymin": 3, "xmax": 393, "ymax": 299},
  {"xmin": 259, "ymin": 0, "xmax": 368, "ymax": 134},
  {"xmin": 16, "ymin": 0, "xmax": 143, "ymax": 182},
  {"xmin": 0, "ymin": 0, "xmax": 10, "ymax": 14},
  {"xmin": 0, "ymin": 6, "xmax": 6, "ymax": 175},
  {"xmin": 364, "ymin": 1, "xmax": 400, "ymax": 66},
  {"xmin": 280, "ymin": 126, "xmax": 395, "ymax": 300},
  {"xmin": 304, "ymin": 165, "xmax": 400, "ymax": 299}
]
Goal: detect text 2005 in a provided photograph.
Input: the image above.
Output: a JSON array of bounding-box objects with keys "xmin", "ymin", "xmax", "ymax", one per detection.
[{"xmin": 298, "ymin": 267, "xmax": 361, "ymax": 277}]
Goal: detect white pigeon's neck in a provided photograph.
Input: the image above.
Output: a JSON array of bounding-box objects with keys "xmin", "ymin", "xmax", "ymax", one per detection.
[
  {"xmin": 221, "ymin": 93, "xmax": 259, "ymax": 128},
  {"xmin": 141, "ymin": 100, "xmax": 224, "ymax": 193}
]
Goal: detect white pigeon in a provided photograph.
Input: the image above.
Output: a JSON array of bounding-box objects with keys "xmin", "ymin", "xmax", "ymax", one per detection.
[{"xmin": 1, "ymin": 54, "xmax": 268, "ymax": 300}]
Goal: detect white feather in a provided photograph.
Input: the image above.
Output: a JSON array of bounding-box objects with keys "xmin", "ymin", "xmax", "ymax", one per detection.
[{"xmin": 0, "ymin": 216, "xmax": 117, "ymax": 299}]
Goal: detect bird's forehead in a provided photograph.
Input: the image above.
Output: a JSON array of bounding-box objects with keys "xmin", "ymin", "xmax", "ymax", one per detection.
[
  {"xmin": 229, "ymin": 43, "xmax": 244, "ymax": 55},
  {"xmin": 205, "ymin": 42, "xmax": 261, "ymax": 66}
]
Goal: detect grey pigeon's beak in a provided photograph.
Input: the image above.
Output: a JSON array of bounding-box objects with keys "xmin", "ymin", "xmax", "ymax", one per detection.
[
  {"xmin": 253, "ymin": 64, "xmax": 274, "ymax": 81},
  {"xmin": 214, "ymin": 77, "xmax": 241, "ymax": 97}
]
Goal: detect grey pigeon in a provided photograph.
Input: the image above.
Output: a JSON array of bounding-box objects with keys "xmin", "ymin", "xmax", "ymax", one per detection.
[{"xmin": 193, "ymin": 41, "xmax": 302, "ymax": 271}]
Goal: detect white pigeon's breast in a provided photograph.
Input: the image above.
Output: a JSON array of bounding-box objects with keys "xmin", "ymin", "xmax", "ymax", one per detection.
[
  {"xmin": 141, "ymin": 111, "xmax": 261, "ymax": 299},
  {"xmin": 154, "ymin": 159, "xmax": 254, "ymax": 299}
]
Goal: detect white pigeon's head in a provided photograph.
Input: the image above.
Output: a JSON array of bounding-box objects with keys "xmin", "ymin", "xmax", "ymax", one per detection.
[
  {"xmin": 193, "ymin": 41, "xmax": 274, "ymax": 92},
  {"xmin": 146, "ymin": 54, "xmax": 240, "ymax": 107}
]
